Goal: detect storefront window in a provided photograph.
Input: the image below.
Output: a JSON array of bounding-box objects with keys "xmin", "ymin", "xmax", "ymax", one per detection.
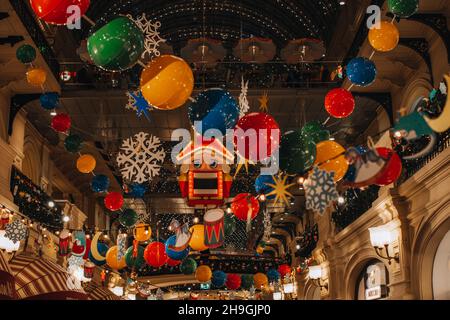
[{"xmin": 355, "ymin": 260, "xmax": 389, "ymax": 300}]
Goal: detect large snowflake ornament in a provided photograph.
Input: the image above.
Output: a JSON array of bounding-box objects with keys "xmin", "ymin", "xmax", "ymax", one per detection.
[
  {"xmin": 116, "ymin": 132, "xmax": 166, "ymax": 184},
  {"xmin": 4, "ymin": 220, "xmax": 27, "ymax": 244},
  {"xmin": 304, "ymin": 166, "xmax": 339, "ymax": 215},
  {"xmin": 128, "ymin": 13, "xmax": 166, "ymax": 60},
  {"xmin": 239, "ymin": 77, "xmax": 250, "ymax": 118}
]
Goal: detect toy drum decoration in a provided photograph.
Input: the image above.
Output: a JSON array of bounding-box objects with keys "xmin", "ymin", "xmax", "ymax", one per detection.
[
  {"xmin": 204, "ymin": 209, "xmax": 225, "ymax": 249},
  {"xmin": 84, "ymin": 261, "xmax": 95, "ymax": 279}
]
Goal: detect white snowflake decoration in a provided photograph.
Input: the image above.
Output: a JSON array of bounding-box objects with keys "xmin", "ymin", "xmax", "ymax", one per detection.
[
  {"xmin": 116, "ymin": 132, "xmax": 166, "ymax": 184},
  {"xmin": 68, "ymin": 254, "xmax": 84, "ymax": 268},
  {"xmin": 4, "ymin": 220, "xmax": 27, "ymax": 244},
  {"xmin": 117, "ymin": 233, "xmax": 127, "ymax": 261},
  {"xmin": 238, "ymin": 77, "xmax": 250, "ymax": 118},
  {"xmin": 304, "ymin": 167, "xmax": 339, "ymax": 215},
  {"xmin": 128, "ymin": 13, "xmax": 166, "ymax": 60}
]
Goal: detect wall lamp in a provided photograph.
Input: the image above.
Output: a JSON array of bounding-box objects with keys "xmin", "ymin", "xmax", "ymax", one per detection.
[
  {"xmin": 368, "ymin": 225, "xmax": 399, "ymax": 265},
  {"xmin": 308, "ymin": 265, "xmax": 328, "ymax": 290}
]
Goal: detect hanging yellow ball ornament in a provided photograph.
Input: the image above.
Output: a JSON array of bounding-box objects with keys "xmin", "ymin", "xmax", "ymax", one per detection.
[
  {"xmin": 189, "ymin": 224, "xmax": 208, "ymax": 252},
  {"xmin": 76, "ymin": 154, "xmax": 96, "ymax": 174},
  {"xmin": 313, "ymin": 140, "xmax": 348, "ymax": 182},
  {"xmin": 26, "ymin": 67, "xmax": 47, "ymax": 86},
  {"xmin": 105, "ymin": 245, "xmax": 127, "ymax": 270},
  {"xmin": 195, "ymin": 265, "xmax": 212, "ymax": 283},
  {"xmin": 133, "ymin": 223, "xmax": 152, "ymax": 242},
  {"xmin": 254, "ymin": 273, "xmax": 269, "ymax": 289},
  {"xmin": 140, "ymin": 55, "xmax": 194, "ymax": 110},
  {"xmin": 368, "ymin": 21, "xmax": 400, "ymax": 52}
]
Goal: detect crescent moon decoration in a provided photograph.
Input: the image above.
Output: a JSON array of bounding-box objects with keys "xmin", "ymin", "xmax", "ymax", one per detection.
[
  {"xmin": 91, "ymin": 232, "xmax": 107, "ymax": 262},
  {"xmin": 402, "ymin": 133, "xmax": 437, "ymax": 160},
  {"xmin": 423, "ymin": 74, "xmax": 450, "ymax": 133}
]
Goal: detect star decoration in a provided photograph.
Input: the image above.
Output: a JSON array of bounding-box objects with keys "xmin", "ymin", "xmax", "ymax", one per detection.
[
  {"xmin": 264, "ymin": 174, "xmax": 295, "ymax": 206},
  {"xmin": 233, "ymin": 156, "xmax": 255, "ymax": 178},
  {"xmin": 127, "ymin": 13, "xmax": 166, "ymax": 60},
  {"xmin": 304, "ymin": 166, "xmax": 339, "ymax": 215},
  {"xmin": 126, "ymin": 90, "xmax": 153, "ymax": 121},
  {"xmin": 258, "ymin": 91, "xmax": 269, "ymax": 113}
]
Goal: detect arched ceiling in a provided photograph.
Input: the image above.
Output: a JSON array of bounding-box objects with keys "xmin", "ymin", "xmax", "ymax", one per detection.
[{"xmin": 84, "ymin": 0, "xmax": 342, "ymax": 47}]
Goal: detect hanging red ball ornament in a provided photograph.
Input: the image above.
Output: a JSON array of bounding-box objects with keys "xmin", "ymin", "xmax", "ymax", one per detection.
[
  {"xmin": 104, "ymin": 192, "xmax": 124, "ymax": 211},
  {"xmin": 30, "ymin": 0, "xmax": 91, "ymax": 25},
  {"xmin": 167, "ymin": 258, "xmax": 182, "ymax": 267},
  {"xmin": 278, "ymin": 264, "xmax": 292, "ymax": 277},
  {"xmin": 234, "ymin": 112, "xmax": 280, "ymax": 162},
  {"xmin": 324, "ymin": 88, "xmax": 355, "ymax": 119},
  {"xmin": 51, "ymin": 113, "xmax": 71, "ymax": 132},
  {"xmin": 144, "ymin": 242, "xmax": 168, "ymax": 268},
  {"xmin": 375, "ymin": 148, "xmax": 402, "ymax": 186},
  {"xmin": 226, "ymin": 274, "xmax": 242, "ymax": 290},
  {"xmin": 231, "ymin": 193, "xmax": 260, "ymax": 221}
]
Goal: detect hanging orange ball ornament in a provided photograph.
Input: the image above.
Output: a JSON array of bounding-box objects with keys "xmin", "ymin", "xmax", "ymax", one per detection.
[
  {"xmin": 314, "ymin": 140, "xmax": 349, "ymax": 182},
  {"xmin": 140, "ymin": 55, "xmax": 194, "ymax": 110},
  {"xmin": 195, "ymin": 265, "xmax": 212, "ymax": 283},
  {"xmin": 368, "ymin": 21, "xmax": 400, "ymax": 52},
  {"xmin": 189, "ymin": 224, "xmax": 208, "ymax": 252},
  {"xmin": 26, "ymin": 67, "xmax": 47, "ymax": 86},
  {"xmin": 105, "ymin": 245, "xmax": 127, "ymax": 270},
  {"xmin": 76, "ymin": 154, "xmax": 96, "ymax": 173}
]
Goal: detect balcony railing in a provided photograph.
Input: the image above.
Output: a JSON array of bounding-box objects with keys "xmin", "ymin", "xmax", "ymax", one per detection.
[{"xmin": 9, "ymin": 0, "xmax": 60, "ymax": 79}]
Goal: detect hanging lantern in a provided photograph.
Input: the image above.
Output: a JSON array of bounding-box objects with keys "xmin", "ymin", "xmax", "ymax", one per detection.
[
  {"xmin": 76, "ymin": 154, "xmax": 96, "ymax": 174},
  {"xmin": 133, "ymin": 223, "xmax": 151, "ymax": 242},
  {"xmin": 234, "ymin": 113, "xmax": 280, "ymax": 162},
  {"xmin": 226, "ymin": 274, "xmax": 242, "ymax": 290},
  {"xmin": 30, "ymin": 0, "xmax": 91, "ymax": 25},
  {"xmin": 180, "ymin": 257, "xmax": 197, "ymax": 275},
  {"xmin": 16, "ymin": 44, "xmax": 36, "ymax": 64},
  {"xmin": 189, "ymin": 224, "xmax": 208, "ymax": 252},
  {"xmin": 26, "ymin": 67, "xmax": 47, "ymax": 86},
  {"xmin": 64, "ymin": 134, "xmax": 83, "ymax": 153},
  {"xmin": 90, "ymin": 174, "xmax": 110, "ymax": 193},
  {"xmin": 188, "ymin": 88, "xmax": 240, "ymax": 135},
  {"xmin": 346, "ymin": 57, "xmax": 377, "ymax": 87},
  {"xmin": 314, "ymin": 140, "xmax": 349, "ymax": 182},
  {"xmin": 104, "ymin": 192, "xmax": 123, "ymax": 211},
  {"xmin": 387, "ymin": 0, "xmax": 419, "ymax": 18},
  {"xmin": 140, "ymin": 55, "xmax": 194, "ymax": 110},
  {"xmin": 87, "ymin": 16, "xmax": 144, "ymax": 71},
  {"xmin": 195, "ymin": 265, "xmax": 212, "ymax": 283},
  {"xmin": 324, "ymin": 88, "xmax": 355, "ymax": 119},
  {"xmin": 51, "ymin": 113, "xmax": 71, "ymax": 133},
  {"xmin": 106, "ymin": 245, "xmax": 127, "ymax": 270},
  {"xmin": 231, "ymin": 193, "xmax": 260, "ymax": 221},
  {"xmin": 144, "ymin": 242, "xmax": 168, "ymax": 268},
  {"xmin": 368, "ymin": 21, "xmax": 400, "ymax": 52}
]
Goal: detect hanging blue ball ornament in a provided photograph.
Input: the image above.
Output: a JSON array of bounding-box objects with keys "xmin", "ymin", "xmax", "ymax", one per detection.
[
  {"xmin": 211, "ymin": 270, "xmax": 227, "ymax": 288},
  {"xmin": 188, "ymin": 88, "xmax": 240, "ymax": 136},
  {"xmin": 346, "ymin": 57, "xmax": 377, "ymax": 87},
  {"xmin": 254, "ymin": 174, "xmax": 276, "ymax": 200},
  {"xmin": 126, "ymin": 183, "xmax": 147, "ymax": 198},
  {"xmin": 91, "ymin": 175, "xmax": 110, "ymax": 193},
  {"xmin": 40, "ymin": 93, "xmax": 59, "ymax": 110},
  {"xmin": 267, "ymin": 268, "xmax": 280, "ymax": 282}
]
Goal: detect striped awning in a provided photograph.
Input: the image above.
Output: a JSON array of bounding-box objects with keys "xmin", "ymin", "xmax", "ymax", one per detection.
[
  {"xmin": 9, "ymin": 253, "xmax": 87, "ymax": 300},
  {"xmin": 83, "ymin": 281, "xmax": 121, "ymax": 301},
  {"xmin": 0, "ymin": 250, "xmax": 15, "ymax": 300}
]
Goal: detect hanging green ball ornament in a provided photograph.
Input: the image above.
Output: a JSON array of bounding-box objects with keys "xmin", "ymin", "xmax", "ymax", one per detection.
[
  {"xmin": 241, "ymin": 274, "xmax": 254, "ymax": 290},
  {"xmin": 125, "ymin": 245, "xmax": 145, "ymax": 269},
  {"xmin": 64, "ymin": 134, "xmax": 83, "ymax": 153},
  {"xmin": 180, "ymin": 257, "xmax": 197, "ymax": 275},
  {"xmin": 388, "ymin": 0, "xmax": 419, "ymax": 18},
  {"xmin": 224, "ymin": 214, "xmax": 237, "ymax": 236},
  {"xmin": 279, "ymin": 129, "xmax": 316, "ymax": 174},
  {"xmin": 301, "ymin": 121, "xmax": 330, "ymax": 144},
  {"xmin": 87, "ymin": 16, "xmax": 144, "ymax": 71},
  {"xmin": 119, "ymin": 209, "xmax": 138, "ymax": 228},
  {"xmin": 16, "ymin": 44, "xmax": 36, "ymax": 64}
]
